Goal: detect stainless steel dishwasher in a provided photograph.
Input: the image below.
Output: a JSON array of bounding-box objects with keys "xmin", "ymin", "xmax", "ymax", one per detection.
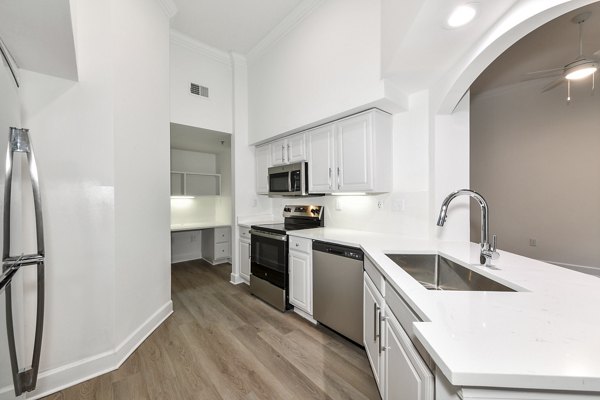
[{"xmin": 313, "ymin": 241, "xmax": 364, "ymax": 344}]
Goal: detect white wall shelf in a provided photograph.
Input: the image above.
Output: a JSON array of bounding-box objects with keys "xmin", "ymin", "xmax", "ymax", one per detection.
[{"xmin": 170, "ymin": 170, "xmax": 221, "ymax": 197}]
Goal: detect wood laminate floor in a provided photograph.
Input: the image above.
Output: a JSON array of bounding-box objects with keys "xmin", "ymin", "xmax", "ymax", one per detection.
[{"xmin": 44, "ymin": 260, "xmax": 379, "ymax": 400}]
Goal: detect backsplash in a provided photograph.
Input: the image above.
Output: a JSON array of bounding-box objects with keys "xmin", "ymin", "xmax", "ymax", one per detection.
[
  {"xmin": 271, "ymin": 190, "xmax": 430, "ymax": 237},
  {"xmin": 171, "ymin": 196, "xmax": 231, "ymax": 225}
]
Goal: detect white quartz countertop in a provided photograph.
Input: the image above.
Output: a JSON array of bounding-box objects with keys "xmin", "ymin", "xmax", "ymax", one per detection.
[
  {"xmin": 236, "ymin": 214, "xmax": 283, "ymax": 228},
  {"xmin": 288, "ymin": 227, "xmax": 600, "ymax": 393},
  {"xmin": 170, "ymin": 222, "xmax": 231, "ymax": 232}
]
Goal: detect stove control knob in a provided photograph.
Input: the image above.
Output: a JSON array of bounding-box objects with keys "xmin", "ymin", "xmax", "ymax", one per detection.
[
  {"xmin": 284, "ymin": 207, "xmax": 291, "ymax": 212},
  {"xmin": 310, "ymin": 209, "xmax": 319, "ymax": 215}
]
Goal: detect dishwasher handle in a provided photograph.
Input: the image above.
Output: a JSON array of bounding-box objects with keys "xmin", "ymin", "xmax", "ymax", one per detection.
[{"xmin": 312, "ymin": 240, "xmax": 363, "ymax": 261}]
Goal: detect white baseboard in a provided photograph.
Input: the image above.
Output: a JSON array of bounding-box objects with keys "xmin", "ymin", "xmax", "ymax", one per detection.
[
  {"xmin": 0, "ymin": 300, "xmax": 173, "ymax": 400},
  {"xmin": 171, "ymin": 254, "xmax": 202, "ymax": 263},
  {"xmin": 201, "ymin": 257, "xmax": 231, "ymax": 266},
  {"xmin": 230, "ymin": 272, "xmax": 244, "ymax": 284},
  {"xmin": 293, "ymin": 307, "xmax": 317, "ymax": 325}
]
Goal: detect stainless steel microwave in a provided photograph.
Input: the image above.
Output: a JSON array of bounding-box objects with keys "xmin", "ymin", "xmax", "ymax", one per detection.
[{"xmin": 268, "ymin": 162, "xmax": 309, "ymax": 196}]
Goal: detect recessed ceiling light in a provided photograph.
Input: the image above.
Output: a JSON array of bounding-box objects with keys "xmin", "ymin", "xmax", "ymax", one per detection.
[{"xmin": 447, "ymin": 4, "xmax": 477, "ymax": 28}]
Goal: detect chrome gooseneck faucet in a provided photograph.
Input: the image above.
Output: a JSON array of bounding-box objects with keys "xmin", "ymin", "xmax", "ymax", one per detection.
[{"xmin": 437, "ymin": 189, "xmax": 499, "ymax": 266}]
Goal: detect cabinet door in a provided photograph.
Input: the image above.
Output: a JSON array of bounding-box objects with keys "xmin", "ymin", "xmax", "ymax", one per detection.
[
  {"xmin": 307, "ymin": 125, "xmax": 335, "ymax": 193},
  {"xmin": 171, "ymin": 172, "xmax": 184, "ymax": 196},
  {"xmin": 364, "ymin": 273, "xmax": 383, "ymax": 390},
  {"xmin": 336, "ymin": 113, "xmax": 373, "ymax": 192},
  {"xmin": 287, "ymin": 133, "xmax": 306, "ymax": 163},
  {"xmin": 289, "ymin": 250, "xmax": 312, "ymax": 314},
  {"xmin": 255, "ymin": 144, "xmax": 271, "ymax": 194},
  {"xmin": 270, "ymin": 138, "xmax": 287, "ymax": 166},
  {"xmin": 384, "ymin": 311, "xmax": 434, "ymax": 400},
  {"xmin": 239, "ymin": 240, "xmax": 251, "ymax": 282}
]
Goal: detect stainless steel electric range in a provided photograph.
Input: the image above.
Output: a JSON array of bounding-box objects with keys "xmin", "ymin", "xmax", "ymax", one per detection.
[{"xmin": 249, "ymin": 205, "xmax": 324, "ymax": 311}]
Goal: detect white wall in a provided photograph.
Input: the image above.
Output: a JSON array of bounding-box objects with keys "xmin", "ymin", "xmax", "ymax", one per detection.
[
  {"xmin": 171, "ymin": 148, "xmax": 217, "ymax": 173},
  {"xmin": 112, "ymin": 0, "xmax": 171, "ymax": 348},
  {"xmin": 248, "ymin": 0, "xmax": 404, "ymax": 144},
  {"xmin": 170, "ymin": 31, "xmax": 233, "ymax": 133},
  {"xmin": 432, "ymin": 93, "xmax": 471, "ymax": 242},
  {"xmin": 216, "ymin": 150, "xmax": 232, "ymax": 223},
  {"xmin": 0, "ymin": 1, "xmax": 172, "ymax": 398},
  {"xmin": 471, "ymin": 80, "xmax": 600, "ymax": 269},
  {"xmin": 230, "ymin": 53, "xmax": 273, "ymax": 284}
]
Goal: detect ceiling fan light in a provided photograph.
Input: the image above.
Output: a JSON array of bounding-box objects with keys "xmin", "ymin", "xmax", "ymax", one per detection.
[
  {"xmin": 565, "ymin": 64, "xmax": 597, "ymax": 80},
  {"xmin": 447, "ymin": 4, "xmax": 477, "ymax": 28}
]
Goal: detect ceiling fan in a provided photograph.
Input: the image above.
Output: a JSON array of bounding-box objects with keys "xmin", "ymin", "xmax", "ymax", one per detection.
[{"xmin": 525, "ymin": 12, "xmax": 600, "ymax": 98}]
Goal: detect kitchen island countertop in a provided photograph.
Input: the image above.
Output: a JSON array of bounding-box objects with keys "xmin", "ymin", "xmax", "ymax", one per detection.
[{"xmin": 288, "ymin": 227, "xmax": 600, "ymax": 393}]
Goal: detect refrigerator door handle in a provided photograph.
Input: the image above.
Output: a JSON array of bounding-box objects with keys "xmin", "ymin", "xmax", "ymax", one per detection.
[{"xmin": 3, "ymin": 127, "xmax": 45, "ymax": 396}]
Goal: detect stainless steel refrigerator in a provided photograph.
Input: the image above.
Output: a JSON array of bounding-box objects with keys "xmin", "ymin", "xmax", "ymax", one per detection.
[{"xmin": 0, "ymin": 38, "xmax": 46, "ymax": 398}]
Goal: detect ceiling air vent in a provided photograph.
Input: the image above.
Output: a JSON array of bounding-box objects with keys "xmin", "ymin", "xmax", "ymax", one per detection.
[{"xmin": 190, "ymin": 82, "xmax": 209, "ymax": 98}]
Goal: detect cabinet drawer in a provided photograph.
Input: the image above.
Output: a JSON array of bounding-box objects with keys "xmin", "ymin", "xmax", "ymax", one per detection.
[
  {"xmin": 215, "ymin": 242, "xmax": 230, "ymax": 259},
  {"xmin": 386, "ymin": 285, "xmax": 433, "ymax": 370},
  {"xmin": 364, "ymin": 256, "xmax": 385, "ymax": 296},
  {"xmin": 289, "ymin": 236, "xmax": 312, "ymax": 254},
  {"xmin": 239, "ymin": 226, "xmax": 251, "ymax": 240},
  {"xmin": 214, "ymin": 227, "xmax": 230, "ymax": 244}
]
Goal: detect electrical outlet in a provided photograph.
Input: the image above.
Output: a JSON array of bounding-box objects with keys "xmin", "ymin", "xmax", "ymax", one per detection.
[
  {"xmin": 529, "ymin": 238, "xmax": 536, "ymax": 247},
  {"xmin": 377, "ymin": 200, "xmax": 384, "ymax": 209},
  {"xmin": 335, "ymin": 198, "xmax": 342, "ymax": 211},
  {"xmin": 391, "ymin": 198, "xmax": 405, "ymax": 212}
]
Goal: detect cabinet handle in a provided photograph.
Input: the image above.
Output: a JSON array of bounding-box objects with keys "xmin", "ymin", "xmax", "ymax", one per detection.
[
  {"xmin": 337, "ymin": 167, "xmax": 341, "ymax": 190},
  {"xmin": 379, "ymin": 314, "xmax": 387, "ymax": 354},
  {"xmin": 328, "ymin": 167, "xmax": 332, "ymax": 189},
  {"xmin": 281, "ymin": 145, "xmax": 284, "ymax": 162},
  {"xmin": 287, "ymin": 144, "xmax": 291, "ymax": 162},
  {"xmin": 374, "ymin": 304, "xmax": 379, "ymax": 341}
]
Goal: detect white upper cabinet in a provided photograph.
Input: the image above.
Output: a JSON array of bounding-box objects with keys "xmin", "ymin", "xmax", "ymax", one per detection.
[
  {"xmin": 309, "ymin": 109, "xmax": 392, "ymax": 194},
  {"xmin": 270, "ymin": 138, "xmax": 287, "ymax": 166},
  {"xmin": 255, "ymin": 144, "xmax": 271, "ymax": 194},
  {"xmin": 270, "ymin": 133, "xmax": 306, "ymax": 166},
  {"xmin": 307, "ymin": 125, "xmax": 335, "ymax": 193},
  {"xmin": 286, "ymin": 133, "xmax": 306, "ymax": 163},
  {"xmin": 255, "ymin": 109, "xmax": 391, "ymax": 195},
  {"xmin": 336, "ymin": 113, "xmax": 372, "ymax": 192}
]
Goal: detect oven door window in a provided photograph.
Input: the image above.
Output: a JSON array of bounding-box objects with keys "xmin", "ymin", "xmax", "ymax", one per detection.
[
  {"xmin": 251, "ymin": 235, "xmax": 287, "ymax": 272},
  {"xmin": 269, "ymin": 171, "xmax": 289, "ymax": 193}
]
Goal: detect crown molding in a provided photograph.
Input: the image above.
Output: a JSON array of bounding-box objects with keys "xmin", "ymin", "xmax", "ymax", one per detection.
[
  {"xmin": 170, "ymin": 30, "xmax": 232, "ymax": 67},
  {"xmin": 155, "ymin": 0, "xmax": 178, "ymax": 18},
  {"xmin": 246, "ymin": 0, "xmax": 324, "ymax": 63}
]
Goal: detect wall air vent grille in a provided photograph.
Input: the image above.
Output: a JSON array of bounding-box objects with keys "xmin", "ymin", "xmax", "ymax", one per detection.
[{"xmin": 190, "ymin": 82, "xmax": 209, "ymax": 98}]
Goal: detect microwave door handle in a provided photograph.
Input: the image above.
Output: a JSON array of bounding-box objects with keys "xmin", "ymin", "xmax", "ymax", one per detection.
[{"xmin": 288, "ymin": 172, "xmax": 292, "ymax": 192}]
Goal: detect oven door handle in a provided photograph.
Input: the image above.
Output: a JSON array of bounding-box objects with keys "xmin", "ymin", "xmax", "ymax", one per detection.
[{"xmin": 249, "ymin": 230, "xmax": 288, "ymax": 242}]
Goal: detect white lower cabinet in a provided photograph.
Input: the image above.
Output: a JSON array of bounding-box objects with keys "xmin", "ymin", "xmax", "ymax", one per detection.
[
  {"xmin": 384, "ymin": 309, "xmax": 434, "ymax": 400},
  {"xmin": 364, "ymin": 272, "xmax": 384, "ymax": 391},
  {"xmin": 288, "ymin": 236, "xmax": 313, "ymax": 317},
  {"xmin": 239, "ymin": 226, "xmax": 251, "ymax": 283},
  {"xmin": 364, "ymin": 266, "xmax": 434, "ymax": 400},
  {"xmin": 201, "ymin": 227, "xmax": 231, "ymax": 265}
]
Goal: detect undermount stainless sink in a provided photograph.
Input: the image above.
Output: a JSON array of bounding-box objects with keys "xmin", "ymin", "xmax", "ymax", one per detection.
[{"xmin": 386, "ymin": 254, "xmax": 515, "ymax": 292}]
